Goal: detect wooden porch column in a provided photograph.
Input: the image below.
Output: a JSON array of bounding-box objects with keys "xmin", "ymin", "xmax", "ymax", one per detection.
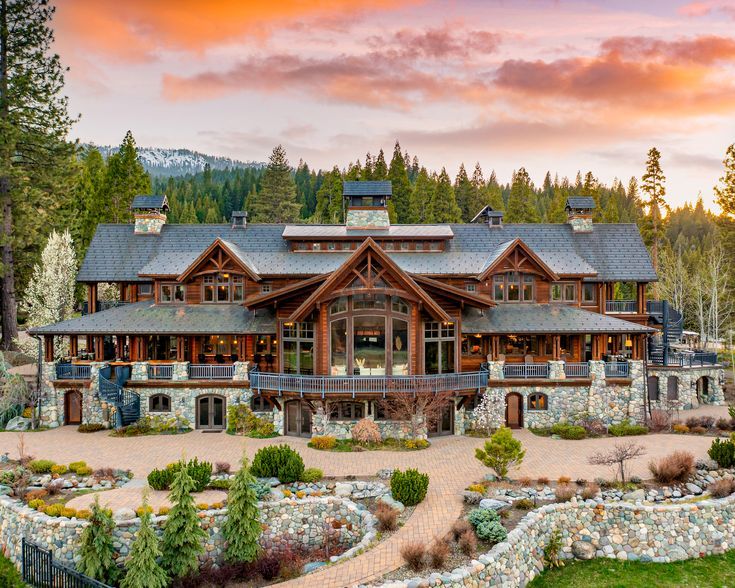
[
  {"xmin": 176, "ymin": 337, "xmax": 185, "ymax": 361},
  {"xmin": 491, "ymin": 336, "xmax": 499, "ymax": 360},
  {"xmin": 69, "ymin": 335, "xmax": 78, "ymax": 358},
  {"xmin": 599, "ymin": 283, "xmax": 607, "ymax": 313},
  {"xmin": 116, "ymin": 335, "xmax": 126, "ymax": 359},
  {"xmin": 87, "ymin": 283, "xmax": 97, "ymax": 314},
  {"xmin": 552, "ymin": 335, "xmax": 561, "ymax": 360},
  {"xmin": 237, "ymin": 336, "xmax": 246, "ymax": 361},
  {"xmin": 43, "ymin": 336, "xmax": 54, "ymax": 362},
  {"xmin": 85, "ymin": 335, "xmax": 93, "ymax": 353},
  {"xmin": 411, "ymin": 306, "xmax": 420, "ymax": 374},
  {"xmin": 93, "ymin": 336, "xmax": 104, "ymax": 361},
  {"xmin": 593, "ymin": 335, "xmax": 605, "ymax": 360},
  {"xmin": 637, "ymin": 283, "xmax": 646, "ymax": 314},
  {"xmin": 245, "ymin": 335, "xmax": 254, "ymax": 363}
]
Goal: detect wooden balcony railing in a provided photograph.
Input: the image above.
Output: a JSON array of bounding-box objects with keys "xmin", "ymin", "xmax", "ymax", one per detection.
[
  {"xmin": 250, "ymin": 370, "xmax": 488, "ymax": 397},
  {"xmin": 188, "ymin": 364, "xmax": 235, "ymax": 380},
  {"xmin": 605, "ymin": 300, "xmax": 637, "ymax": 313},
  {"xmin": 55, "ymin": 363, "xmax": 91, "ymax": 380},
  {"xmin": 147, "ymin": 364, "xmax": 173, "ymax": 380},
  {"xmin": 503, "ymin": 363, "xmax": 550, "ymax": 379}
]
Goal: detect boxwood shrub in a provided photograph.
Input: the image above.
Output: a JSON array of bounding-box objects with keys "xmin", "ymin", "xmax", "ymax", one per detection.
[
  {"xmin": 250, "ymin": 445, "xmax": 305, "ymax": 484},
  {"xmin": 390, "ymin": 468, "xmax": 429, "ymax": 506},
  {"xmin": 608, "ymin": 421, "xmax": 649, "ymax": 437},
  {"xmin": 147, "ymin": 458, "xmax": 212, "ymax": 492}
]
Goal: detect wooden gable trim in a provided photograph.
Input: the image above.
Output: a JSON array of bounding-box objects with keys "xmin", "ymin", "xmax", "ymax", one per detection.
[
  {"xmin": 410, "ymin": 274, "xmax": 495, "ymax": 308},
  {"xmin": 244, "ymin": 274, "xmax": 328, "ymax": 309},
  {"xmin": 177, "ymin": 238, "xmax": 260, "ymax": 283},
  {"xmin": 478, "ymin": 238, "xmax": 560, "ymax": 282},
  {"xmin": 287, "ymin": 237, "xmax": 452, "ymax": 323}
]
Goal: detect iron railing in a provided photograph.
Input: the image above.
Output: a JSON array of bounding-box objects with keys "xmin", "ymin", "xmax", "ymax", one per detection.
[
  {"xmin": 605, "ymin": 361, "xmax": 629, "ymax": 377},
  {"xmin": 98, "ymin": 374, "xmax": 140, "ymax": 428},
  {"xmin": 188, "ymin": 364, "xmax": 235, "ymax": 379},
  {"xmin": 55, "ymin": 363, "xmax": 91, "ymax": 380},
  {"xmin": 605, "ymin": 300, "xmax": 637, "ymax": 313},
  {"xmin": 147, "ymin": 364, "xmax": 173, "ymax": 380},
  {"xmin": 646, "ymin": 300, "xmax": 664, "ymax": 314},
  {"xmin": 649, "ymin": 351, "xmax": 719, "ymax": 367},
  {"xmin": 503, "ymin": 363, "xmax": 550, "ymax": 379},
  {"xmin": 564, "ymin": 362, "xmax": 590, "ymax": 378},
  {"xmin": 250, "ymin": 370, "xmax": 488, "ymax": 398},
  {"xmin": 22, "ymin": 538, "xmax": 113, "ymax": 588}
]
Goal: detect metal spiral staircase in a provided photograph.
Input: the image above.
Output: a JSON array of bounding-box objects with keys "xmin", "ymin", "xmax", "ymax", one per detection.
[
  {"xmin": 647, "ymin": 300, "xmax": 684, "ymax": 364},
  {"xmin": 98, "ymin": 366, "xmax": 139, "ymax": 428}
]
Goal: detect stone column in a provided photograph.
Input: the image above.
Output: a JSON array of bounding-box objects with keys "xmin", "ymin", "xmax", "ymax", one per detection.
[
  {"xmin": 39, "ymin": 361, "xmax": 60, "ymax": 427},
  {"xmin": 233, "ymin": 361, "xmax": 250, "ymax": 382},
  {"xmin": 627, "ymin": 360, "xmax": 645, "ymax": 423},
  {"xmin": 130, "ymin": 362, "xmax": 149, "ymax": 381},
  {"xmin": 487, "ymin": 360, "xmax": 504, "ymax": 380},
  {"xmin": 587, "ymin": 360, "xmax": 606, "ymax": 421},
  {"xmin": 273, "ymin": 406, "xmax": 284, "ymax": 435},
  {"xmin": 85, "ymin": 362, "xmax": 109, "ymax": 426},
  {"xmin": 453, "ymin": 399, "xmax": 466, "ymax": 436},
  {"xmin": 548, "ymin": 360, "xmax": 565, "ymax": 380},
  {"xmin": 172, "ymin": 362, "xmax": 189, "ymax": 381}
]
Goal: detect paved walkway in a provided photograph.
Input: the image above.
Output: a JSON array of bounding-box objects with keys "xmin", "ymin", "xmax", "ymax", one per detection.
[{"xmin": 1, "ymin": 405, "xmax": 728, "ymax": 588}]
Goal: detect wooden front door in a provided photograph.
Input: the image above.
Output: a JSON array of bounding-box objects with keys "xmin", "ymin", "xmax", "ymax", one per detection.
[
  {"xmin": 505, "ymin": 393, "xmax": 523, "ymax": 429},
  {"xmin": 429, "ymin": 403, "xmax": 454, "ymax": 437},
  {"xmin": 285, "ymin": 401, "xmax": 312, "ymax": 437},
  {"xmin": 197, "ymin": 395, "xmax": 225, "ymax": 430},
  {"xmin": 64, "ymin": 391, "xmax": 82, "ymax": 425}
]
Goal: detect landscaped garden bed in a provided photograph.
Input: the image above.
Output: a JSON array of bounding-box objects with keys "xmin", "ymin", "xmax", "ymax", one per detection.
[
  {"xmin": 109, "ymin": 414, "xmax": 192, "ymax": 437},
  {"xmin": 308, "ymin": 435, "xmax": 429, "ymax": 451}
]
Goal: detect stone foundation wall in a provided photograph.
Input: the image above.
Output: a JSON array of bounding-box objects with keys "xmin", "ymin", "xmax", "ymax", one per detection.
[
  {"xmin": 647, "ymin": 365, "xmax": 725, "ymax": 410},
  {"xmin": 136, "ymin": 386, "xmax": 251, "ymax": 426},
  {"xmin": 0, "ymin": 495, "xmax": 374, "ymax": 569},
  {"xmin": 370, "ymin": 495, "xmax": 735, "ymax": 587}
]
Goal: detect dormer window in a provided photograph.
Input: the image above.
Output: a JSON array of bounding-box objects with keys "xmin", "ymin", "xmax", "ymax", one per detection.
[{"xmin": 160, "ymin": 283, "xmax": 185, "ymax": 303}]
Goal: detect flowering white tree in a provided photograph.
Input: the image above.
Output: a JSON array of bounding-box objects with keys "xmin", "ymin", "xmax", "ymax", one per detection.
[
  {"xmin": 473, "ymin": 391, "xmax": 497, "ymax": 435},
  {"xmin": 16, "ymin": 230, "xmax": 77, "ymax": 359}
]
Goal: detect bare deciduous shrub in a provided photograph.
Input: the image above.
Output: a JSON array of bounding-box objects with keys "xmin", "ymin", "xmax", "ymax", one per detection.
[
  {"xmin": 215, "ymin": 462, "xmax": 231, "ymax": 474},
  {"xmin": 691, "ymin": 426, "xmax": 707, "ymax": 435},
  {"xmin": 537, "ymin": 476, "xmax": 550, "ymax": 485},
  {"xmin": 648, "ymin": 451, "xmax": 695, "ymax": 484},
  {"xmin": 557, "ymin": 476, "xmax": 571, "ymax": 484},
  {"xmin": 400, "ymin": 541, "xmax": 426, "ymax": 571},
  {"xmin": 351, "ymin": 418, "xmax": 382, "ymax": 445},
  {"xmin": 588, "ymin": 441, "xmax": 646, "ymax": 484},
  {"xmin": 45, "ymin": 479, "xmax": 64, "ymax": 496},
  {"xmin": 708, "ymin": 478, "xmax": 735, "ymax": 498},
  {"xmin": 428, "ymin": 539, "xmax": 450, "ymax": 568},
  {"xmin": 458, "ymin": 530, "xmax": 477, "ymax": 556},
  {"xmin": 518, "ymin": 476, "xmax": 533, "ymax": 487},
  {"xmin": 554, "ymin": 484, "xmax": 575, "ymax": 502},
  {"xmin": 716, "ymin": 418, "xmax": 732, "ymax": 431},
  {"xmin": 581, "ymin": 482, "xmax": 600, "ymax": 500},
  {"xmin": 648, "ymin": 409, "xmax": 670, "ymax": 432},
  {"xmin": 375, "ymin": 502, "xmax": 399, "ymax": 532},
  {"xmin": 451, "ymin": 519, "xmax": 472, "ymax": 541}
]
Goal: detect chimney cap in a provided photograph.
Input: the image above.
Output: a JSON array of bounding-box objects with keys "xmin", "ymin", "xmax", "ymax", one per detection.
[
  {"xmin": 230, "ymin": 211, "xmax": 248, "ymax": 218},
  {"xmin": 471, "ymin": 205, "xmax": 504, "ymax": 223},
  {"xmin": 565, "ymin": 196, "xmax": 595, "ymax": 211},
  {"xmin": 131, "ymin": 194, "xmax": 169, "ymax": 212}
]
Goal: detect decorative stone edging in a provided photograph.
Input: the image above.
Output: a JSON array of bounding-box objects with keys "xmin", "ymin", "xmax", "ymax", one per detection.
[
  {"xmin": 0, "ymin": 494, "xmax": 376, "ymax": 569},
  {"xmin": 366, "ymin": 492, "xmax": 735, "ymax": 588}
]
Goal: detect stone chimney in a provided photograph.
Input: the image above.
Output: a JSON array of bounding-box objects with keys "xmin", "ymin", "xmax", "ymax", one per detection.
[
  {"xmin": 131, "ymin": 195, "xmax": 169, "ymax": 235},
  {"xmin": 343, "ymin": 180, "xmax": 392, "ymax": 229},
  {"xmin": 565, "ymin": 197, "xmax": 595, "ymax": 233},
  {"xmin": 231, "ymin": 211, "xmax": 247, "ymax": 229}
]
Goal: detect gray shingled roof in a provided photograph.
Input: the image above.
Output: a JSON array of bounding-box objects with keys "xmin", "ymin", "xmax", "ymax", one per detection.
[
  {"xmin": 566, "ymin": 197, "xmax": 595, "ymax": 210},
  {"xmin": 77, "ymin": 222, "xmax": 656, "ymax": 282},
  {"xmin": 343, "ymin": 181, "xmax": 392, "ymax": 196},
  {"xmin": 29, "ymin": 302, "xmax": 276, "ymax": 335},
  {"xmin": 461, "ymin": 304, "xmax": 654, "ymax": 334},
  {"xmin": 281, "ymin": 225, "xmax": 453, "ymax": 239},
  {"xmin": 131, "ymin": 195, "xmax": 169, "ymax": 210}
]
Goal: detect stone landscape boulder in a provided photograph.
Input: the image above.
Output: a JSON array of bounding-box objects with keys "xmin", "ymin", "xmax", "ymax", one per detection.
[
  {"xmin": 5, "ymin": 417, "xmax": 30, "ymax": 432},
  {"xmin": 572, "ymin": 540, "xmax": 595, "ymax": 560},
  {"xmin": 479, "ymin": 498, "xmax": 510, "ymax": 512}
]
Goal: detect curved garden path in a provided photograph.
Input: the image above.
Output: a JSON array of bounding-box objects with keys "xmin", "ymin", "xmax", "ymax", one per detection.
[{"xmin": 0, "ymin": 404, "xmax": 727, "ymax": 587}]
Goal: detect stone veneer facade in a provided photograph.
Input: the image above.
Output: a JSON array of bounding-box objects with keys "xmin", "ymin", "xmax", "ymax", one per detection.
[
  {"xmin": 133, "ymin": 212, "xmax": 167, "ymax": 234},
  {"xmin": 646, "ymin": 365, "xmax": 724, "ymax": 410},
  {"xmin": 0, "ymin": 495, "xmax": 375, "ymax": 568}
]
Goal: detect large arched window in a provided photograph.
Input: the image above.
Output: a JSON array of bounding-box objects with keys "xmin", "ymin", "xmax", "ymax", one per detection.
[
  {"xmin": 647, "ymin": 376, "xmax": 660, "ymax": 401},
  {"xmin": 149, "ymin": 394, "xmax": 171, "ymax": 412},
  {"xmin": 329, "ymin": 295, "xmax": 410, "ymax": 376},
  {"xmin": 667, "ymin": 376, "xmax": 679, "ymax": 400}
]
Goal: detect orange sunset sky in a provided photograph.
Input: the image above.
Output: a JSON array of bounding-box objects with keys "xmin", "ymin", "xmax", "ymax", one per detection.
[{"xmin": 54, "ymin": 0, "xmax": 735, "ymax": 210}]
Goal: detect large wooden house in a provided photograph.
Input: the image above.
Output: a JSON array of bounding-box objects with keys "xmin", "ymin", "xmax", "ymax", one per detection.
[{"xmin": 31, "ymin": 182, "xmax": 724, "ymax": 437}]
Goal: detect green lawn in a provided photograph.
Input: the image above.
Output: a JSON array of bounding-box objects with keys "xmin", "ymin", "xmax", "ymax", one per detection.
[{"xmin": 528, "ymin": 551, "xmax": 735, "ymax": 588}]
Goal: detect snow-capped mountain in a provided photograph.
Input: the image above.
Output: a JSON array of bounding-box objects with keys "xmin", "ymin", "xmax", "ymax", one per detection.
[{"xmin": 88, "ymin": 145, "xmax": 264, "ymax": 177}]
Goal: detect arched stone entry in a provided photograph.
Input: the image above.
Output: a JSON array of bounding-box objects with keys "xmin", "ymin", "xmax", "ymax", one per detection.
[
  {"xmin": 505, "ymin": 392, "xmax": 523, "ymax": 429},
  {"xmin": 64, "ymin": 390, "xmax": 82, "ymax": 425},
  {"xmin": 696, "ymin": 376, "xmax": 711, "ymax": 404},
  {"xmin": 196, "ymin": 394, "xmax": 226, "ymax": 430},
  {"xmin": 285, "ymin": 400, "xmax": 313, "ymax": 437}
]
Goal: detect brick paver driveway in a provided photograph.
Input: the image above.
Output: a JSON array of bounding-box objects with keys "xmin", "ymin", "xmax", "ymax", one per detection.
[{"xmin": 1, "ymin": 406, "xmax": 727, "ymax": 588}]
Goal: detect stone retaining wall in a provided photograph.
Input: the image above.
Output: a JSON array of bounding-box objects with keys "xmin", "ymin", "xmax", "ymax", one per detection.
[
  {"xmin": 0, "ymin": 495, "xmax": 375, "ymax": 569},
  {"xmin": 370, "ymin": 494, "xmax": 735, "ymax": 587},
  {"xmin": 647, "ymin": 365, "xmax": 724, "ymax": 410}
]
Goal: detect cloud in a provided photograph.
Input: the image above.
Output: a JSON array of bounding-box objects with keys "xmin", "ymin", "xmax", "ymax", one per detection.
[
  {"xmin": 366, "ymin": 25, "xmax": 502, "ymax": 60},
  {"xmin": 494, "ymin": 35, "xmax": 735, "ymax": 117},
  {"xmin": 55, "ymin": 0, "xmax": 422, "ymax": 62},
  {"xmin": 678, "ymin": 1, "xmax": 735, "ymax": 19}
]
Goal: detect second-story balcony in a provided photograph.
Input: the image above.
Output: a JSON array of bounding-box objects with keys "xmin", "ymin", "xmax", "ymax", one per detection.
[
  {"xmin": 189, "ymin": 364, "xmax": 235, "ymax": 379},
  {"xmin": 503, "ymin": 363, "xmax": 550, "ymax": 379},
  {"xmin": 250, "ymin": 370, "xmax": 488, "ymax": 397},
  {"xmin": 55, "ymin": 363, "xmax": 91, "ymax": 380},
  {"xmin": 605, "ymin": 300, "xmax": 638, "ymax": 314},
  {"xmin": 649, "ymin": 350, "xmax": 719, "ymax": 367}
]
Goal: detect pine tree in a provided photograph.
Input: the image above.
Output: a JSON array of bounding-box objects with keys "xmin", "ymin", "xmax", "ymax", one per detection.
[
  {"xmin": 486, "ymin": 170, "xmax": 505, "ymax": 211},
  {"xmin": 546, "ymin": 186, "xmax": 568, "ymax": 223},
  {"xmin": 431, "ymin": 168, "xmax": 462, "ymax": 223},
  {"xmin": 714, "ymin": 143, "xmax": 735, "ymax": 219},
  {"xmin": 121, "ymin": 496, "xmax": 168, "ymax": 588},
  {"xmin": 640, "ymin": 147, "xmax": 669, "ymax": 281},
  {"xmin": 0, "ymin": 0, "xmax": 76, "ymax": 349},
  {"xmin": 78, "ymin": 497, "xmax": 120, "ymax": 585},
  {"xmin": 161, "ymin": 461, "xmax": 206, "ymax": 579},
  {"xmin": 17, "ymin": 229, "xmax": 76, "ymax": 357},
  {"xmin": 71, "ymin": 148, "xmax": 107, "ymax": 258},
  {"xmin": 410, "ymin": 167, "xmax": 434, "ymax": 223},
  {"xmin": 248, "ymin": 145, "xmax": 301, "ymax": 223},
  {"xmin": 505, "ymin": 168, "xmax": 540, "ymax": 223},
  {"xmin": 388, "ymin": 141, "xmax": 411, "ymax": 222},
  {"xmin": 582, "ymin": 171, "xmax": 602, "ymax": 221},
  {"xmin": 223, "ymin": 453, "xmax": 262, "ymax": 563},
  {"xmin": 313, "ymin": 167, "xmax": 343, "ymax": 223},
  {"xmin": 362, "ymin": 152, "xmax": 374, "ymax": 180},
  {"xmin": 204, "ymin": 204, "xmax": 221, "ymax": 223},
  {"xmin": 454, "ymin": 164, "xmax": 475, "ymax": 221},
  {"xmin": 373, "ymin": 149, "xmax": 388, "ymax": 180},
  {"xmin": 104, "ymin": 131, "xmax": 151, "ymax": 223}
]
